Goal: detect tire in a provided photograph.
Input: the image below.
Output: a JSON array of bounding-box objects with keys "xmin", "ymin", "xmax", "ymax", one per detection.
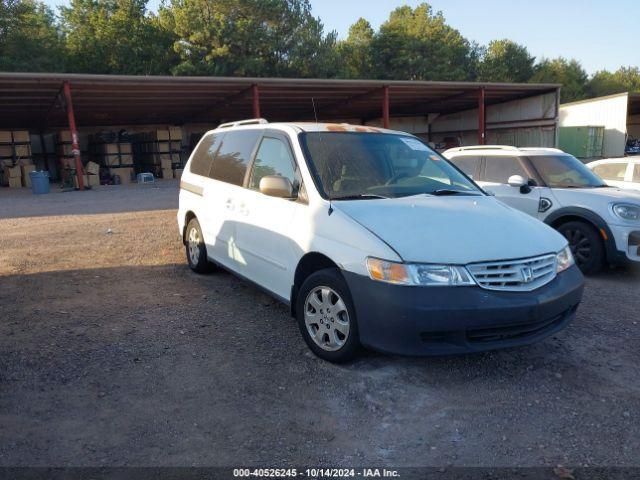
[
  {"xmin": 185, "ymin": 217, "xmax": 212, "ymax": 274},
  {"xmin": 557, "ymin": 220, "xmax": 605, "ymax": 274},
  {"xmin": 296, "ymin": 268, "xmax": 360, "ymax": 363}
]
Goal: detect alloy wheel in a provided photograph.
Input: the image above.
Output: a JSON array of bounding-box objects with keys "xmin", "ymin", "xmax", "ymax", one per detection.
[
  {"xmin": 564, "ymin": 228, "xmax": 591, "ymax": 266},
  {"xmin": 304, "ymin": 286, "xmax": 350, "ymax": 351},
  {"xmin": 188, "ymin": 227, "xmax": 200, "ymax": 264}
]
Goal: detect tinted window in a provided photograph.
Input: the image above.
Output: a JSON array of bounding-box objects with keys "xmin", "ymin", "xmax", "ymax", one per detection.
[
  {"xmin": 634, "ymin": 165, "xmax": 640, "ymax": 183},
  {"xmin": 484, "ymin": 156, "xmax": 528, "ymax": 183},
  {"xmin": 592, "ymin": 163, "xmax": 627, "ymax": 181},
  {"xmin": 299, "ymin": 132, "xmax": 481, "ymax": 199},
  {"xmin": 210, "ymin": 130, "xmax": 261, "ymax": 186},
  {"xmin": 249, "ymin": 137, "xmax": 296, "ymax": 190},
  {"xmin": 450, "ymin": 155, "xmax": 481, "ymax": 178},
  {"xmin": 528, "ymin": 155, "xmax": 605, "ymax": 188},
  {"xmin": 189, "ymin": 133, "xmax": 222, "ymax": 177}
]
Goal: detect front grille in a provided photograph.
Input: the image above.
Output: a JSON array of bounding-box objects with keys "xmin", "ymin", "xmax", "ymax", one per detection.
[{"xmin": 467, "ymin": 254, "xmax": 557, "ymax": 292}]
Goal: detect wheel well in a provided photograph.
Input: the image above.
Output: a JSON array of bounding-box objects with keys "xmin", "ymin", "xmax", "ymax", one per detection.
[
  {"xmin": 182, "ymin": 211, "xmax": 196, "ymax": 244},
  {"xmin": 290, "ymin": 253, "xmax": 339, "ymax": 317},
  {"xmin": 549, "ymin": 214, "xmax": 607, "ymax": 250}
]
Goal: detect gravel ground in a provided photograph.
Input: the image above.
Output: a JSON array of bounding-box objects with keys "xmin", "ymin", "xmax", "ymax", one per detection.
[{"xmin": 0, "ymin": 183, "xmax": 639, "ymax": 468}]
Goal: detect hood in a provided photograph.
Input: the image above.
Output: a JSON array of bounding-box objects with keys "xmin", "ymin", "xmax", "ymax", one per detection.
[
  {"xmin": 336, "ymin": 195, "xmax": 566, "ymax": 264},
  {"xmin": 551, "ymin": 186, "xmax": 640, "ymax": 205}
]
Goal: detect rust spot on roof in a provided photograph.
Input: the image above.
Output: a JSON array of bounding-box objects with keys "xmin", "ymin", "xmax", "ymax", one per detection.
[
  {"xmin": 354, "ymin": 126, "xmax": 369, "ymax": 132},
  {"xmin": 326, "ymin": 124, "xmax": 348, "ymax": 132}
]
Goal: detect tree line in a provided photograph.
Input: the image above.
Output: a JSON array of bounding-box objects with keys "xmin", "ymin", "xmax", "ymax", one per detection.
[{"xmin": 2, "ymin": 0, "xmax": 639, "ymax": 102}]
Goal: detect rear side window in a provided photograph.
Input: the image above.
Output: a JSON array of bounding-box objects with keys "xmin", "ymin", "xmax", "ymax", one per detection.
[
  {"xmin": 450, "ymin": 155, "xmax": 481, "ymax": 178},
  {"xmin": 592, "ymin": 162, "xmax": 628, "ymax": 181},
  {"xmin": 210, "ymin": 130, "xmax": 261, "ymax": 186},
  {"xmin": 634, "ymin": 165, "xmax": 640, "ymax": 183},
  {"xmin": 484, "ymin": 156, "xmax": 528, "ymax": 183},
  {"xmin": 189, "ymin": 133, "xmax": 222, "ymax": 177},
  {"xmin": 249, "ymin": 137, "xmax": 297, "ymax": 190}
]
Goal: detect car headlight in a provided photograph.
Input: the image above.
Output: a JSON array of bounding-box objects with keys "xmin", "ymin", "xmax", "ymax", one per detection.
[
  {"xmin": 366, "ymin": 257, "xmax": 476, "ymax": 286},
  {"xmin": 556, "ymin": 246, "xmax": 575, "ymax": 273},
  {"xmin": 613, "ymin": 203, "xmax": 640, "ymax": 221}
]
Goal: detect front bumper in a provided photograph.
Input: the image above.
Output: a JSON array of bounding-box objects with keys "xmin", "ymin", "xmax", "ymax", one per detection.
[
  {"xmin": 609, "ymin": 224, "xmax": 640, "ymax": 263},
  {"xmin": 343, "ymin": 265, "xmax": 584, "ymax": 356}
]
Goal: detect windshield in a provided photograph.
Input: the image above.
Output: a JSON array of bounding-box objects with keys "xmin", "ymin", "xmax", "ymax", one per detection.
[
  {"xmin": 299, "ymin": 132, "xmax": 481, "ymax": 199},
  {"xmin": 529, "ymin": 155, "xmax": 606, "ymax": 188}
]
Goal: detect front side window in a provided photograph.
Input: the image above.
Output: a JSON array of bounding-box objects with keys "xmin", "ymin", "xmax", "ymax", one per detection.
[
  {"xmin": 299, "ymin": 132, "xmax": 480, "ymax": 199},
  {"xmin": 528, "ymin": 155, "xmax": 606, "ymax": 188},
  {"xmin": 592, "ymin": 162, "xmax": 628, "ymax": 181},
  {"xmin": 210, "ymin": 130, "xmax": 261, "ymax": 186},
  {"xmin": 484, "ymin": 156, "xmax": 528, "ymax": 184},
  {"xmin": 634, "ymin": 165, "xmax": 640, "ymax": 183},
  {"xmin": 249, "ymin": 137, "xmax": 296, "ymax": 190}
]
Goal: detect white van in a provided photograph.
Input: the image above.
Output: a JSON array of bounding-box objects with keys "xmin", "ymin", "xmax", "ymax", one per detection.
[{"xmin": 178, "ymin": 120, "xmax": 584, "ymax": 362}]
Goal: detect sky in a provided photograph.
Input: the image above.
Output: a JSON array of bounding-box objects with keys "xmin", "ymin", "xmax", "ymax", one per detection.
[{"xmin": 42, "ymin": 0, "xmax": 639, "ymax": 75}]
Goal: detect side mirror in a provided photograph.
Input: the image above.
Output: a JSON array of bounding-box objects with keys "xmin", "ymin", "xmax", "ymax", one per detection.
[
  {"xmin": 259, "ymin": 175, "xmax": 295, "ymax": 198},
  {"xmin": 508, "ymin": 175, "xmax": 527, "ymax": 187}
]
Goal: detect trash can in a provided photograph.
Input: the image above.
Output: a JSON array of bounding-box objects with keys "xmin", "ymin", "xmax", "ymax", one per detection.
[{"xmin": 29, "ymin": 171, "xmax": 50, "ymax": 195}]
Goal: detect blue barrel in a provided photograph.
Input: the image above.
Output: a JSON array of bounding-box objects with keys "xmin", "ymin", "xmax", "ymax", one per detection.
[{"xmin": 29, "ymin": 171, "xmax": 50, "ymax": 195}]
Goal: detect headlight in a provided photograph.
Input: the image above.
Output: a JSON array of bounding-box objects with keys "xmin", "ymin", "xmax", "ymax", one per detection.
[
  {"xmin": 613, "ymin": 203, "xmax": 640, "ymax": 221},
  {"xmin": 366, "ymin": 257, "xmax": 476, "ymax": 286},
  {"xmin": 556, "ymin": 246, "xmax": 575, "ymax": 273}
]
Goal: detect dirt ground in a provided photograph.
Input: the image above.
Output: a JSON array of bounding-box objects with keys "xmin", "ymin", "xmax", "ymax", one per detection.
[{"xmin": 1, "ymin": 182, "xmax": 639, "ymax": 468}]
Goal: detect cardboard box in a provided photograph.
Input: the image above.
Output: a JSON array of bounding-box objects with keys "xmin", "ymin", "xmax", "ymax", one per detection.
[
  {"xmin": 20, "ymin": 164, "xmax": 36, "ymax": 187},
  {"xmin": 58, "ymin": 131, "xmax": 72, "ymax": 143},
  {"xmin": 110, "ymin": 167, "xmax": 133, "ymax": 184},
  {"xmin": 169, "ymin": 127, "xmax": 182, "ymax": 141},
  {"xmin": 173, "ymin": 168, "xmax": 183, "ymax": 180},
  {"xmin": 85, "ymin": 161, "xmax": 100, "ymax": 175},
  {"xmin": 0, "ymin": 131, "xmax": 12, "ymax": 143},
  {"xmin": 12, "ymin": 131, "xmax": 30, "ymax": 143},
  {"xmin": 86, "ymin": 174, "xmax": 100, "ymax": 187},
  {"xmin": 4, "ymin": 165, "xmax": 21, "ymax": 178},
  {"xmin": 58, "ymin": 144, "xmax": 73, "ymax": 156},
  {"xmin": 160, "ymin": 157, "xmax": 172, "ymax": 169},
  {"xmin": 0, "ymin": 145, "xmax": 13, "ymax": 157},
  {"xmin": 14, "ymin": 145, "xmax": 31, "ymax": 157},
  {"xmin": 161, "ymin": 168, "xmax": 173, "ymax": 179},
  {"xmin": 16, "ymin": 158, "xmax": 32, "ymax": 166},
  {"xmin": 72, "ymin": 174, "xmax": 100, "ymax": 189},
  {"xmin": 8, "ymin": 176, "xmax": 22, "ymax": 188},
  {"xmin": 155, "ymin": 129, "xmax": 170, "ymax": 141},
  {"xmin": 100, "ymin": 143, "xmax": 131, "ymax": 154}
]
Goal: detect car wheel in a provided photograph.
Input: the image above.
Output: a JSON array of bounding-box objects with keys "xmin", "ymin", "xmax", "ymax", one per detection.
[
  {"xmin": 185, "ymin": 218, "xmax": 211, "ymax": 273},
  {"xmin": 557, "ymin": 220, "xmax": 604, "ymax": 274},
  {"xmin": 296, "ymin": 268, "xmax": 360, "ymax": 363}
]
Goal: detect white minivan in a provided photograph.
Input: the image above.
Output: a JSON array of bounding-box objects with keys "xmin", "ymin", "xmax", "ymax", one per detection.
[{"xmin": 178, "ymin": 120, "xmax": 584, "ymax": 362}]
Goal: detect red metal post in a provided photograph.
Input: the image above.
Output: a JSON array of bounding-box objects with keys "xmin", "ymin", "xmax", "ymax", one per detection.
[
  {"xmin": 62, "ymin": 81, "xmax": 84, "ymax": 190},
  {"xmin": 382, "ymin": 85, "xmax": 390, "ymax": 129},
  {"xmin": 478, "ymin": 87, "xmax": 486, "ymax": 145},
  {"xmin": 252, "ymin": 84, "xmax": 261, "ymax": 118}
]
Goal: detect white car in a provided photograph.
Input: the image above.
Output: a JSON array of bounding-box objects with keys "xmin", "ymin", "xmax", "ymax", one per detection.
[
  {"xmin": 444, "ymin": 146, "xmax": 640, "ymax": 274},
  {"xmin": 587, "ymin": 157, "xmax": 640, "ymax": 192},
  {"xmin": 178, "ymin": 120, "xmax": 583, "ymax": 362}
]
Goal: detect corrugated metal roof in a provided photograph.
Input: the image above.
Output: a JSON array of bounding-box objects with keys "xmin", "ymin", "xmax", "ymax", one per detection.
[{"xmin": 0, "ymin": 72, "xmax": 561, "ymax": 129}]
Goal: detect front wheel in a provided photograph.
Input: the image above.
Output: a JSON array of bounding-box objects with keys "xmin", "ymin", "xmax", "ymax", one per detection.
[
  {"xmin": 557, "ymin": 220, "xmax": 604, "ymax": 274},
  {"xmin": 296, "ymin": 268, "xmax": 360, "ymax": 363}
]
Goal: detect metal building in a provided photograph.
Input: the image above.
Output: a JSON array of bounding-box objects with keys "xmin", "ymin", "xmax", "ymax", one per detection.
[
  {"xmin": 560, "ymin": 92, "xmax": 640, "ymax": 158},
  {"xmin": 0, "ymin": 72, "xmax": 560, "ymax": 189}
]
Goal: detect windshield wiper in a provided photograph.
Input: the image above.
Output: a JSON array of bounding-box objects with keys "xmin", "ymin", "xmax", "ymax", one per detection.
[
  {"xmin": 330, "ymin": 194, "xmax": 388, "ymax": 201},
  {"xmin": 431, "ymin": 189, "xmax": 477, "ymax": 196}
]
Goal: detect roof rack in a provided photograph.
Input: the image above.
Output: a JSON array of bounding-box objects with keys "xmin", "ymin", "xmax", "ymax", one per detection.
[
  {"xmin": 217, "ymin": 118, "xmax": 268, "ymax": 129},
  {"xmin": 519, "ymin": 147, "xmax": 564, "ymax": 153},
  {"xmin": 446, "ymin": 145, "xmax": 520, "ymax": 152}
]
